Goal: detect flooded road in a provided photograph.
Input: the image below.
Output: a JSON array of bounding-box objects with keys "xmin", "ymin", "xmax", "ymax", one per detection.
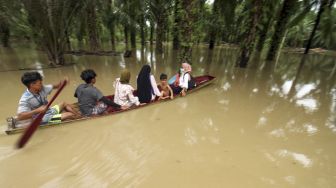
[{"xmin": 0, "ymin": 44, "xmax": 335, "ymax": 187}]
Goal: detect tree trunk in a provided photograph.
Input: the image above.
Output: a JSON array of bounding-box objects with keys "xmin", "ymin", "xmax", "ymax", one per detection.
[
  {"xmin": 65, "ymin": 28, "xmax": 71, "ymax": 51},
  {"xmin": 86, "ymin": 1, "xmax": 100, "ymax": 51},
  {"xmin": 179, "ymin": 0, "xmax": 196, "ymax": 63},
  {"xmin": 275, "ymin": 29, "xmax": 288, "ymax": 65},
  {"xmin": 107, "ymin": 0, "xmax": 116, "ymax": 51},
  {"xmin": 130, "ymin": 27, "xmax": 136, "ymax": 49},
  {"xmin": 46, "ymin": 45, "xmax": 65, "ymax": 66},
  {"xmin": 140, "ymin": 15, "xmax": 146, "ymax": 47},
  {"xmin": 208, "ymin": 0, "xmax": 219, "ymax": 50},
  {"xmin": 165, "ymin": 20, "xmax": 169, "ymax": 43},
  {"xmin": 238, "ymin": 0, "xmax": 262, "ymax": 68},
  {"xmin": 304, "ymin": 0, "xmax": 328, "ymax": 54},
  {"xmin": 156, "ymin": 16, "xmax": 164, "ymax": 53},
  {"xmin": 0, "ymin": 24, "xmax": 10, "ymax": 47},
  {"xmin": 209, "ymin": 39, "xmax": 215, "ymax": 49},
  {"xmin": 76, "ymin": 19, "xmax": 85, "ymax": 44},
  {"xmin": 124, "ymin": 25, "xmax": 130, "ymax": 51},
  {"xmin": 266, "ymin": 0, "xmax": 296, "ymax": 61},
  {"xmin": 150, "ymin": 21, "xmax": 154, "ymax": 46},
  {"xmin": 110, "ymin": 25, "xmax": 116, "ymax": 51},
  {"xmin": 173, "ymin": 0, "xmax": 180, "ymax": 50}
]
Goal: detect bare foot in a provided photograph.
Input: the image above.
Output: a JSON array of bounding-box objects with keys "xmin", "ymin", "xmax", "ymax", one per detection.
[{"xmin": 121, "ymin": 105, "xmax": 129, "ymax": 110}]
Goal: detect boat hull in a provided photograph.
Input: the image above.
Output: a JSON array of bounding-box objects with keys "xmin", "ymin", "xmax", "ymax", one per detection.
[{"xmin": 5, "ymin": 75, "xmax": 216, "ymax": 135}]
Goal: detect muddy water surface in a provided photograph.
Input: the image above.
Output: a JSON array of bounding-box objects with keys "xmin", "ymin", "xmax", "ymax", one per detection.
[{"xmin": 0, "ymin": 45, "xmax": 335, "ymax": 187}]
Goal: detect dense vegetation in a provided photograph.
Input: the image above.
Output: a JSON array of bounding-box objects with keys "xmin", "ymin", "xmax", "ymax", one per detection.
[{"xmin": 0, "ymin": 0, "xmax": 335, "ymax": 67}]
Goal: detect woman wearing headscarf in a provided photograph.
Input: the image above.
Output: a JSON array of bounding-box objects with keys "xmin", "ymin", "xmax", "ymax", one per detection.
[
  {"xmin": 170, "ymin": 62, "xmax": 196, "ymax": 96},
  {"xmin": 137, "ymin": 65, "xmax": 161, "ymax": 103},
  {"xmin": 114, "ymin": 69, "xmax": 140, "ymax": 107}
]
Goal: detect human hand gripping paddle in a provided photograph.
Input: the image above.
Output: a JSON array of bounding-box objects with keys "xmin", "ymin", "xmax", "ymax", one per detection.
[{"xmin": 16, "ymin": 80, "xmax": 67, "ymax": 149}]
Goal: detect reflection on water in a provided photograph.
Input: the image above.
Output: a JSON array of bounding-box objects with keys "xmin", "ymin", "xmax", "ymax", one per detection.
[
  {"xmin": 277, "ymin": 149, "xmax": 313, "ymax": 168},
  {"xmin": 0, "ymin": 44, "xmax": 336, "ymax": 187}
]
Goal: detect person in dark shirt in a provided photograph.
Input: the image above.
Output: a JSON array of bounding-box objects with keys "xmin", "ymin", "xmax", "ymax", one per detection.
[{"xmin": 74, "ymin": 69, "xmax": 127, "ymax": 116}]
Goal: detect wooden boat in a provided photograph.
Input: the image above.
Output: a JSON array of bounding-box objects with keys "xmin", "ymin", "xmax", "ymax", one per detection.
[{"xmin": 5, "ymin": 75, "xmax": 216, "ymax": 135}]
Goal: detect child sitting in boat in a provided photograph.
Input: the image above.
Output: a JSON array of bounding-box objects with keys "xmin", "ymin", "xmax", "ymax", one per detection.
[
  {"xmin": 17, "ymin": 71, "xmax": 78, "ymax": 125},
  {"xmin": 113, "ymin": 69, "xmax": 140, "ymax": 107},
  {"xmin": 75, "ymin": 69, "xmax": 127, "ymax": 116},
  {"xmin": 170, "ymin": 62, "xmax": 196, "ymax": 96},
  {"xmin": 158, "ymin": 73, "xmax": 174, "ymax": 100}
]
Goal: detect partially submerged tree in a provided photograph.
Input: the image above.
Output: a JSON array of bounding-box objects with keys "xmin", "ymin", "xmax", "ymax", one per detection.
[
  {"xmin": 238, "ymin": 0, "xmax": 262, "ymax": 68},
  {"xmin": 23, "ymin": 0, "xmax": 84, "ymax": 65},
  {"xmin": 208, "ymin": 0, "xmax": 220, "ymax": 50},
  {"xmin": 178, "ymin": 0, "xmax": 197, "ymax": 63},
  {"xmin": 86, "ymin": 0, "xmax": 100, "ymax": 51},
  {"xmin": 266, "ymin": 0, "xmax": 298, "ymax": 61},
  {"xmin": 172, "ymin": 0, "xmax": 181, "ymax": 50},
  {"xmin": 147, "ymin": 0, "xmax": 173, "ymax": 53},
  {"xmin": 304, "ymin": 0, "xmax": 329, "ymax": 54}
]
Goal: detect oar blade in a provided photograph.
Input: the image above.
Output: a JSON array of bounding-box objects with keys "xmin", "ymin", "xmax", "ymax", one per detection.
[{"xmin": 16, "ymin": 113, "xmax": 44, "ymax": 148}]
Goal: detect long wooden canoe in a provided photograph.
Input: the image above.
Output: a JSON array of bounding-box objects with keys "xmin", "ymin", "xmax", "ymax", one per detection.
[{"xmin": 5, "ymin": 75, "xmax": 216, "ymax": 135}]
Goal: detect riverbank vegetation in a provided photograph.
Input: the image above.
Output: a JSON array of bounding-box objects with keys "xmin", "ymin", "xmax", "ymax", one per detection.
[{"xmin": 0, "ymin": 0, "xmax": 335, "ymax": 67}]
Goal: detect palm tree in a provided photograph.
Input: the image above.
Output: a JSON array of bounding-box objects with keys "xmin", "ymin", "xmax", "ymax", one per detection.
[
  {"xmin": 129, "ymin": 0, "xmax": 139, "ymax": 49},
  {"xmin": 220, "ymin": 0, "xmax": 239, "ymax": 44},
  {"xmin": 255, "ymin": 0, "xmax": 279, "ymax": 52},
  {"xmin": 0, "ymin": 16, "xmax": 10, "ymax": 47},
  {"xmin": 116, "ymin": 0, "xmax": 132, "ymax": 51},
  {"xmin": 179, "ymin": 0, "xmax": 196, "ymax": 63},
  {"xmin": 208, "ymin": 0, "xmax": 220, "ymax": 49},
  {"xmin": 0, "ymin": 0, "xmax": 25, "ymax": 47},
  {"xmin": 86, "ymin": 0, "xmax": 100, "ymax": 51},
  {"xmin": 0, "ymin": 0, "xmax": 10, "ymax": 47},
  {"xmin": 304, "ymin": 0, "xmax": 329, "ymax": 54},
  {"xmin": 238, "ymin": 0, "xmax": 262, "ymax": 68},
  {"xmin": 285, "ymin": 1, "xmax": 317, "ymax": 48},
  {"xmin": 147, "ymin": 0, "xmax": 173, "ymax": 53},
  {"xmin": 314, "ymin": 7, "xmax": 336, "ymax": 49},
  {"xmin": 138, "ymin": 0, "xmax": 147, "ymax": 47},
  {"xmin": 172, "ymin": 0, "xmax": 180, "ymax": 50},
  {"xmin": 102, "ymin": 0, "xmax": 119, "ymax": 51},
  {"xmin": 266, "ymin": 0, "xmax": 297, "ymax": 61},
  {"xmin": 23, "ymin": 0, "xmax": 84, "ymax": 65}
]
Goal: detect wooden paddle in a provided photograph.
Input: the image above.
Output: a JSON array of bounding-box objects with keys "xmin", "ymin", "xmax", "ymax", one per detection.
[{"xmin": 16, "ymin": 80, "xmax": 67, "ymax": 149}]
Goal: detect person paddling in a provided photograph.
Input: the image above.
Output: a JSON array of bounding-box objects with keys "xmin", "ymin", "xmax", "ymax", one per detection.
[{"xmin": 17, "ymin": 72, "xmax": 77, "ymax": 125}]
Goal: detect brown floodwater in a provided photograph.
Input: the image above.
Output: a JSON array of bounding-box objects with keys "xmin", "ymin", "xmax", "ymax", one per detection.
[{"xmin": 0, "ymin": 44, "xmax": 335, "ymax": 187}]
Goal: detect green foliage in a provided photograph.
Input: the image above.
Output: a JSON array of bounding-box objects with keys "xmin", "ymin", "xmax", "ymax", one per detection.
[
  {"xmin": 23, "ymin": 0, "xmax": 85, "ymax": 64},
  {"xmin": 1, "ymin": 0, "xmax": 335, "ymax": 61},
  {"xmin": 314, "ymin": 8, "xmax": 336, "ymax": 49}
]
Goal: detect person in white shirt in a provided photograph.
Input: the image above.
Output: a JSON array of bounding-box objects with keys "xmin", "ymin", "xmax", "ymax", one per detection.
[
  {"xmin": 137, "ymin": 65, "xmax": 162, "ymax": 103},
  {"xmin": 170, "ymin": 62, "xmax": 196, "ymax": 96},
  {"xmin": 114, "ymin": 69, "xmax": 140, "ymax": 107}
]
